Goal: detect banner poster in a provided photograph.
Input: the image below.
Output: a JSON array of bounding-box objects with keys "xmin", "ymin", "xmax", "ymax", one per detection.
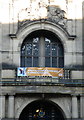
[{"xmin": 17, "ymin": 67, "xmax": 63, "ymax": 77}]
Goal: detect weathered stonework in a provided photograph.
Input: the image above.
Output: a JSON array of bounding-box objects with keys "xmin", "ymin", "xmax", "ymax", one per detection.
[{"xmin": 0, "ymin": 0, "xmax": 84, "ymax": 120}]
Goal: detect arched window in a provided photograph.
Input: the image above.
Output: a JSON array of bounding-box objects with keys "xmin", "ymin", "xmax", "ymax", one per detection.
[{"xmin": 21, "ymin": 30, "xmax": 64, "ymax": 68}]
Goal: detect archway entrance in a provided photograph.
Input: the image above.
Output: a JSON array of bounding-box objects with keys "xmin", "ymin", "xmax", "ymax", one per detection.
[{"xmin": 19, "ymin": 100, "xmax": 65, "ymax": 120}]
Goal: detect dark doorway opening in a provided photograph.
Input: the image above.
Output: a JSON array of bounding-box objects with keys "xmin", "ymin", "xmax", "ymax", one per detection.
[{"xmin": 19, "ymin": 100, "xmax": 65, "ymax": 120}]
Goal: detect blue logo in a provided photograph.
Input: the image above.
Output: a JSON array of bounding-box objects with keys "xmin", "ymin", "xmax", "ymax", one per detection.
[{"xmin": 17, "ymin": 67, "xmax": 27, "ymax": 76}]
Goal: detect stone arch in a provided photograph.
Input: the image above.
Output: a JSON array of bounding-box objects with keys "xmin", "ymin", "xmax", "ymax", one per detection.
[
  {"xmin": 15, "ymin": 20, "xmax": 71, "ymax": 67},
  {"xmin": 15, "ymin": 98, "xmax": 37, "ymax": 118},
  {"xmin": 18, "ymin": 99, "xmax": 66, "ymax": 120},
  {"xmin": 16, "ymin": 20, "xmax": 69, "ymax": 53}
]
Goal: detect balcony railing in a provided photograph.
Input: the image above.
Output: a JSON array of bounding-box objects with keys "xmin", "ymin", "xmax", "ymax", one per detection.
[
  {"xmin": 0, "ymin": 69, "xmax": 84, "ymax": 86},
  {"xmin": 1, "ymin": 77, "xmax": 84, "ymax": 86}
]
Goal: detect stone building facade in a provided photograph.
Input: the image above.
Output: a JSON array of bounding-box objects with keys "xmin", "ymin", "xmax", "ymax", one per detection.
[{"xmin": 0, "ymin": 0, "xmax": 84, "ymax": 120}]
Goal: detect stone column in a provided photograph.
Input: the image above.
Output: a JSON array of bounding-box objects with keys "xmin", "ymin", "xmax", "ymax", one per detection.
[
  {"xmin": 80, "ymin": 94, "xmax": 84, "ymax": 118},
  {"xmin": 8, "ymin": 95, "xmax": 15, "ymax": 118},
  {"xmin": 72, "ymin": 95, "xmax": 78, "ymax": 118},
  {"xmin": 0, "ymin": 95, "xmax": 5, "ymax": 118}
]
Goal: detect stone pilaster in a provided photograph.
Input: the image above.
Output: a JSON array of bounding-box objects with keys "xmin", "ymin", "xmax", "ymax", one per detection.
[
  {"xmin": 8, "ymin": 95, "xmax": 15, "ymax": 118},
  {"xmin": 80, "ymin": 94, "xmax": 84, "ymax": 118},
  {"xmin": 72, "ymin": 94, "xmax": 78, "ymax": 118},
  {"xmin": 0, "ymin": 95, "xmax": 5, "ymax": 119}
]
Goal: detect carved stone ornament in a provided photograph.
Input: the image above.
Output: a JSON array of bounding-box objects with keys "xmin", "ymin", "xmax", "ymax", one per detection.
[
  {"xmin": 18, "ymin": 5, "xmax": 67, "ymax": 29},
  {"xmin": 47, "ymin": 6, "xmax": 67, "ymax": 27}
]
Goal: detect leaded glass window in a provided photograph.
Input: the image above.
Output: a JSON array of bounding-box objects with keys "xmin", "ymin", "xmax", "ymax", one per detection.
[{"xmin": 21, "ymin": 30, "xmax": 64, "ymax": 68}]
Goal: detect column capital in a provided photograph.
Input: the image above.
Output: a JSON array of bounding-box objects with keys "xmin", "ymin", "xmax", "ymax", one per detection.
[
  {"xmin": 80, "ymin": 94, "xmax": 84, "ymax": 97},
  {"xmin": 8, "ymin": 93, "xmax": 15, "ymax": 96},
  {"xmin": 71, "ymin": 94, "xmax": 79, "ymax": 97},
  {"xmin": 0, "ymin": 92, "xmax": 7, "ymax": 96}
]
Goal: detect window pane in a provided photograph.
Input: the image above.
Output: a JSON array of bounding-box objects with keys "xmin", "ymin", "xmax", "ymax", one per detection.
[
  {"xmin": 33, "ymin": 57, "xmax": 39, "ymax": 67},
  {"xmin": 26, "ymin": 43, "xmax": 32, "ymax": 56},
  {"xmin": 58, "ymin": 44, "xmax": 63, "ymax": 56},
  {"xmin": 45, "ymin": 57, "xmax": 50, "ymax": 67},
  {"xmin": 21, "ymin": 45, "xmax": 26, "ymax": 56},
  {"xmin": 25, "ymin": 57, "xmax": 32, "ymax": 67},
  {"xmin": 21, "ymin": 57, "xmax": 25, "ymax": 67},
  {"xmin": 45, "ymin": 38, "xmax": 51, "ymax": 56},
  {"xmin": 52, "ymin": 57, "xmax": 57, "ymax": 67},
  {"xmin": 33, "ymin": 43, "xmax": 39, "ymax": 56},
  {"xmin": 33, "ymin": 37, "xmax": 39, "ymax": 43},
  {"xmin": 45, "ymin": 38, "xmax": 51, "ymax": 43},
  {"xmin": 52, "ymin": 44, "xmax": 57, "ymax": 56},
  {"xmin": 58, "ymin": 57, "xmax": 64, "ymax": 68},
  {"xmin": 45, "ymin": 43, "xmax": 50, "ymax": 56}
]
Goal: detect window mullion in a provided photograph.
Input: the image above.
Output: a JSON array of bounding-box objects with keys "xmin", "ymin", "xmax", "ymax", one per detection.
[
  {"xmin": 57, "ymin": 44, "xmax": 59, "ymax": 67},
  {"xmin": 25, "ymin": 44, "xmax": 27, "ymax": 67},
  {"xmin": 25, "ymin": 43, "xmax": 27, "ymax": 56},
  {"xmin": 39, "ymin": 36, "xmax": 45, "ymax": 67},
  {"xmin": 50, "ymin": 43, "xmax": 52, "ymax": 67},
  {"xmin": 32, "ymin": 43, "xmax": 33, "ymax": 67},
  {"xmin": 24, "ymin": 56, "xmax": 26, "ymax": 67}
]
